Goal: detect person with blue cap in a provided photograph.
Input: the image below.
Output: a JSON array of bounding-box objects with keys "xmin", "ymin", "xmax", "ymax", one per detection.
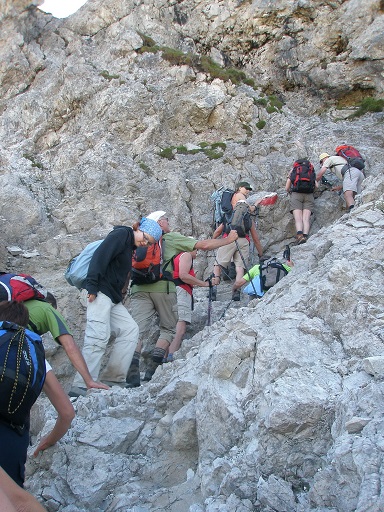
[{"xmin": 71, "ymin": 218, "xmax": 162, "ymax": 395}]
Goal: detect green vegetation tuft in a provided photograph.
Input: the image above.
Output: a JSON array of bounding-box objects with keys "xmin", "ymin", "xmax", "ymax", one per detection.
[
  {"xmin": 256, "ymin": 120, "xmax": 266, "ymax": 130},
  {"xmin": 100, "ymin": 70, "xmax": 120, "ymax": 80},
  {"xmin": 350, "ymin": 97, "xmax": 384, "ymax": 117},
  {"xmin": 158, "ymin": 148, "xmax": 175, "ymax": 160},
  {"xmin": 158, "ymin": 142, "xmax": 226, "ymax": 160},
  {"xmin": 137, "ymin": 33, "xmax": 257, "ymax": 88},
  {"xmin": 23, "ymin": 153, "xmax": 44, "ymax": 169}
]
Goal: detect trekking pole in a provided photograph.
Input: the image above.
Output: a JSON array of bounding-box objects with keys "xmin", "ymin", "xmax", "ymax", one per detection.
[
  {"xmin": 205, "ymin": 274, "xmax": 214, "ymax": 326},
  {"xmin": 219, "ymin": 298, "xmax": 233, "ymax": 320}
]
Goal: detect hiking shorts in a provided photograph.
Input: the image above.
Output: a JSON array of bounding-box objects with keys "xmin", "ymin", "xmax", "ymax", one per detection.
[
  {"xmin": 130, "ymin": 291, "xmax": 178, "ymax": 343},
  {"xmin": 289, "ymin": 192, "xmax": 315, "ymax": 213},
  {"xmin": 216, "ymin": 237, "xmax": 250, "ymax": 270},
  {"xmin": 176, "ymin": 287, "xmax": 192, "ymax": 324},
  {"xmin": 343, "ymin": 167, "xmax": 364, "ymax": 194}
]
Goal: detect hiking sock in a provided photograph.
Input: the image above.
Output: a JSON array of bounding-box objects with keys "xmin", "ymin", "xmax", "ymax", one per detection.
[
  {"xmin": 125, "ymin": 351, "xmax": 141, "ymax": 387},
  {"xmin": 152, "ymin": 347, "xmax": 166, "ymax": 365}
]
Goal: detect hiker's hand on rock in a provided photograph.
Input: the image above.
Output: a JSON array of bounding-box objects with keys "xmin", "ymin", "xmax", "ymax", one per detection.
[
  {"xmin": 86, "ymin": 380, "xmax": 110, "ymax": 390},
  {"xmin": 227, "ymin": 230, "xmax": 238, "ymax": 242}
]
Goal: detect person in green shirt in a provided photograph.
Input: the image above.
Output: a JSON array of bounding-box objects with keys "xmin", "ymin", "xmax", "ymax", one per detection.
[
  {"xmin": 233, "ymin": 257, "xmax": 293, "ymax": 299},
  {"xmin": 24, "ymin": 296, "xmax": 108, "ymax": 395},
  {"xmin": 127, "ymin": 210, "xmax": 238, "ymax": 386}
]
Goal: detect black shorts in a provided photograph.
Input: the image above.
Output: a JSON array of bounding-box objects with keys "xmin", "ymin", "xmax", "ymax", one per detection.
[{"xmin": 0, "ymin": 421, "xmax": 29, "ymax": 487}]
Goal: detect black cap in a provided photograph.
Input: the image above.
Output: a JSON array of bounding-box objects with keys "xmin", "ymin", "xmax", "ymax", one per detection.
[{"xmin": 237, "ymin": 181, "xmax": 253, "ymax": 191}]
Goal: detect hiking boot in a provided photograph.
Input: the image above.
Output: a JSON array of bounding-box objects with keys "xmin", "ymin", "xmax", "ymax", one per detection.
[
  {"xmin": 298, "ymin": 234, "xmax": 308, "ymax": 245},
  {"xmin": 68, "ymin": 386, "xmax": 87, "ymax": 398},
  {"xmin": 142, "ymin": 360, "xmax": 160, "ymax": 382},
  {"xmin": 126, "ymin": 359, "xmax": 141, "ymax": 388},
  {"xmin": 232, "ymin": 289, "xmax": 241, "ymax": 301}
]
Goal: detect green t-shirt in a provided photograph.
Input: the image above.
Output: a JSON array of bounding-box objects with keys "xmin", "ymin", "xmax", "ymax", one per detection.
[
  {"xmin": 24, "ymin": 300, "xmax": 72, "ymax": 342},
  {"xmin": 130, "ymin": 232, "xmax": 197, "ymax": 294}
]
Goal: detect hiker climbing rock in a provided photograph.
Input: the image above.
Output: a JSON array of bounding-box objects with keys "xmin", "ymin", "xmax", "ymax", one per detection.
[
  {"xmin": 316, "ymin": 145, "xmax": 365, "ymax": 212},
  {"xmin": 71, "ymin": 218, "xmax": 162, "ymax": 395},
  {"xmin": 165, "ymin": 248, "xmax": 209, "ymax": 362},
  {"xmin": 126, "ymin": 210, "xmax": 238, "ymax": 386},
  {"xmin": 211, "ymin": 181, "xmax": 263, "ymax": 301},
  {"xmin": 0, "ymin": 301, "xmax": 74, "ymax": 488},
  {"xmin": 285, "ymin": 159, "xmax": 317, "ymax": 244}
]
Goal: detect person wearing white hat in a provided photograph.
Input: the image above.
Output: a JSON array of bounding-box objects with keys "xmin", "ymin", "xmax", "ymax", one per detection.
[
  {"xmin": 126, "ymin": 211, "xmax": 238, "ymax": 385},
  {"xmin": 316, "ymin": 151, "xmax": 364, "ymax": 211}
]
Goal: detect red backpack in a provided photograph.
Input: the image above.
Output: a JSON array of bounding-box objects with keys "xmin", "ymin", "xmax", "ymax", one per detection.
[
  {"xmin": 289, "ymin": 159, "xmax": 316, "ymax": 193},
  {"xmin": 335, "ymin": 145, "xmax": 365, "ymax": 174},
  {"xmin": 0, "ymin": 273, "xmax": 47, "ymax": 302}
]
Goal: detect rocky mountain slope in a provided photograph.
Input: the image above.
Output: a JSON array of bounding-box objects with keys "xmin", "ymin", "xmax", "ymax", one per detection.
[{"xmin": 1, "ymin": 0, "xmax": 384, "ymax": 510}]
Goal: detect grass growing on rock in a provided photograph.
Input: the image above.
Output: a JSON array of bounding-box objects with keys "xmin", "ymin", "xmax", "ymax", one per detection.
[{"xmin": 159, "ymin": 142, "xmax": 227, "ymax": 160}]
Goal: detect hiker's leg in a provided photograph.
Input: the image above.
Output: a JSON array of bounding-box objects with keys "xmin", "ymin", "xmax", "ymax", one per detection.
[
  {"xmin": 144, "ymin": 292, "xmax": 177, "ymax": 380},
  {"xmin": 292, "ymin": 209, "xmax": 304, "ymax": 234},
  {"xmin": 232, "ymin": 238, "xmax": 249, "ymax": 299},
  {"xmin": 72, "ymin": 292, "xmax": 112, "ymax": 387},
  {"xmin": 343, "ymin": 189, "xmax": 355, "ymax": 209},
  {"xmin": 168, "ymin": 320, "xmax": 187, "ymax": 357},
  {"xmin": 343, "ymin": 168, "xmax": 363, "ymax": 209},
  {"xmin": 126, "ymin": 292, "xmax": 157, "ymax": 384},
  {"xmin": 168, "ymin": 287, "xmax": 191, "ymax": 356},
  {"xmin": 214, "ymin": 244, "xmax": 235, "ymax": 278},
  {"xmin": 101, "ymin": 303, "xmax": 139, "ymax": 383},
  {"xmin": 302, "ymin": 209, "xmax": 312, "ymax": 236}
]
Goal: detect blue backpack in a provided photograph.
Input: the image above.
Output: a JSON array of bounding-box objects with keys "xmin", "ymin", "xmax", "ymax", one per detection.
[
  {"xmin": 64, "ymin": 240, "xmax": 103, "ymax": 290},
  {"xmin": 0, "ymin": 321, "xmax": 46, "ymax": 427}
]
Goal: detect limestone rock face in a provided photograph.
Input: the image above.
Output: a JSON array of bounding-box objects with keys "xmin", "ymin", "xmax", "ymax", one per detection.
[{"xmin": 1, "ymin": 0, "xmax": 384, "ymax": 511}]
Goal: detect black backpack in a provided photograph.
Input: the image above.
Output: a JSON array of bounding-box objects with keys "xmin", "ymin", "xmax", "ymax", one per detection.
[
  {"xmin": 289, "ymin": 159, "xmax": 316, "ymax": 193},
  {"xmin": 259, "ymin": 258, "xmax": 289, "ymax": 292},
  {"xmin": 0, "ymin": 321, "xmax": 46, "ymax": 428}
]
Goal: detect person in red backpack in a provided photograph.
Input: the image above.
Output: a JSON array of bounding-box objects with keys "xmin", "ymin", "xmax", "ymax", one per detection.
[
  {"xmin": 316, "ymin": 149, "xmax": 365, "ymax": 212},
  {"xmin": 285, "ymin": 159, "xmax": 317, "ymax": 244}
]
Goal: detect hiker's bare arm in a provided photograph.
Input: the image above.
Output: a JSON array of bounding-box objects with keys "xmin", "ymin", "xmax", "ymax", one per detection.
[
  {"xmin": 34, "ymin": 372, "xmax": 75, "ymax": 451},
  {"xmin": 233, "ymin": 277, "xmax": 247, "ymax": 290},
  {"xmin": 179, "ymin": 253, "xmax": 209, "ymax": 287},
  {"xmin": 316, "ymin": 165, "xmax": 327, "ymax": 181},
  {"xmin": 212, "ymin": 224, "xmax": 224, "ymax": 239},
  {"xmin": 250, "ymin": 224, "xmax": 263, "ymax": 257},
  {"xmin": 33, "ymin": 371, "xmax": 75, "ymax": 457},
  {"xmin": 195, "ymin": 230, "xmax": 238, "ymax": 250},
  {"xmin": 0, "ymin": 467, "xmax": 47, "ymax": 512},
  {"xmin": 285, "ymin": 178, "xmax": 292, "ymax": 192},
  {"xmin": 57, "ymin": 334, "xmax": 109, "ymax": 390}
]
